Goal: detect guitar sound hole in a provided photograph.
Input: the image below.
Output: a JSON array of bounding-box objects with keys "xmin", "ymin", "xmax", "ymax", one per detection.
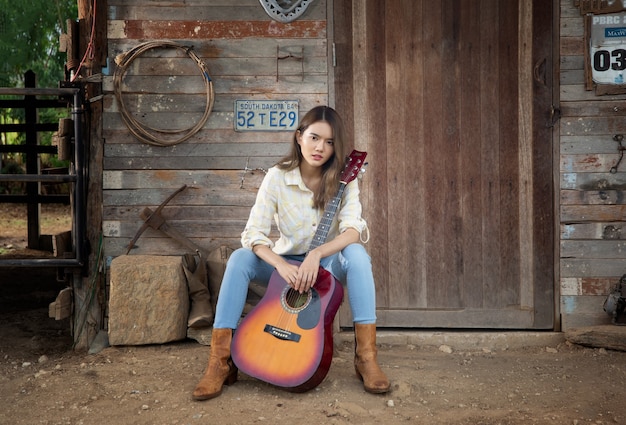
[{"xmin": 281, "ymin": 287, "xmax": 312, "ymax": 313}]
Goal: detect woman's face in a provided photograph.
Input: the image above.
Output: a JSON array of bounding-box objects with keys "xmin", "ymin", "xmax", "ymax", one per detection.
[{"xmin": 297, "ymin": 121, "xmax": 335, "ymax": 169}]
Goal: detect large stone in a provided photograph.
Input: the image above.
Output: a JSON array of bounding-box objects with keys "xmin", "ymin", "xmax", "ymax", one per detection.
[{"xmin": 108, "ymin": 255, "xmax": 189, "ymax": 345}]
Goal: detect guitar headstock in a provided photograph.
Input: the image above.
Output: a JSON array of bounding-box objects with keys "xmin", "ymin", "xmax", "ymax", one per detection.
[{"xmin": 340, "ymin": 150, "xmax": 367, "ymax": 184}]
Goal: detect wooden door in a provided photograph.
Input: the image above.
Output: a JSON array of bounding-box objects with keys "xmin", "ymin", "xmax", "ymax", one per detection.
[{"xmin": 334, "ymin": 0, "xmax": 555, "ymax": 329}]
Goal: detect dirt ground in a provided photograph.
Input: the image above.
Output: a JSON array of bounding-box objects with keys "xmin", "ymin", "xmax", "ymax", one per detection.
[{"xmin": 2, "ymin": 205, "xmax": 626, "ymax": 425}]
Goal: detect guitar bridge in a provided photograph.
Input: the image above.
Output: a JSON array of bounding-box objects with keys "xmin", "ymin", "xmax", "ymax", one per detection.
[{"xmin": 264, "ymin": 324, "xmax": 301, "ymax": 342}]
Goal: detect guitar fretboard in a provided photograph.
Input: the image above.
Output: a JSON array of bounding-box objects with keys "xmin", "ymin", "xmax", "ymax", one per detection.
[{"xmin": 308, "ymin": 184, "xmax": 346, "ymax": 251}]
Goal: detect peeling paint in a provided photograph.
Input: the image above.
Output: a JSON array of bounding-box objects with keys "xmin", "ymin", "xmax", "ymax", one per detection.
[{"xmin": 114, "ymin": 20, "xmax": 326, "ymax": 40}]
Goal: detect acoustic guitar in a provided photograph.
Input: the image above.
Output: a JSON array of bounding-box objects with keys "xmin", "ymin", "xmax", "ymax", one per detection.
[{"xmin": 231, "ymin": 150, "xmax": 367, "ymax": 392}]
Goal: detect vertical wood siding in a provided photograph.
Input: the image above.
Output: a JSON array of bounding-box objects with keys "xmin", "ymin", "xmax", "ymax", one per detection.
[
  {"xmin": 559, "ymin": 0, "xmax": 626, "ymax": 328},
  {"xmin": 102, "ymin": 0, "xmax": 329, "ymax": 256}
]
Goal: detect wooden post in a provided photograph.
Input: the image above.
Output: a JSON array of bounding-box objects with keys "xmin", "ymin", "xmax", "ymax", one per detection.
[
  {"xmin": 24, "ymin": 70, "xmax": 41, "ymax": 250},
  {"xmin": 71, "ymin": 0, "xmax": 106, "ymax": 351}
]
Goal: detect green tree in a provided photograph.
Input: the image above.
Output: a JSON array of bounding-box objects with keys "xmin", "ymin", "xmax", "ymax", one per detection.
[
  {"xmin": 0, "ymin": 0, "xmax": 77, "ymax": 175},
  {"xmin": 0, "ymin": 0, "xmax": 77, "ymax": 88}
]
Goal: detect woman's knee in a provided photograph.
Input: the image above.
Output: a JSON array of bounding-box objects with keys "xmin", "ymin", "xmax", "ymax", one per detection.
[
  {"xmin": 227, "ymin": 247, "xmax": 257, "ymax": 266},
  {"xmin": 342, "ymin": 243, "xmax": 371, "ymax": 263}
]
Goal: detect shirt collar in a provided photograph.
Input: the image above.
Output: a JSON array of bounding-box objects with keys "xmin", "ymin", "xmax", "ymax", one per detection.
[{"xmin": 284, "ymin": 167, "xmax": 307, "ymax": 190}]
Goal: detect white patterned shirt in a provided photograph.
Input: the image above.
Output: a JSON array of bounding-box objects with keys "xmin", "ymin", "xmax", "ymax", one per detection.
[{"xmin": 241, "ymin": 166, "xmax": 367, "ymax": 255}]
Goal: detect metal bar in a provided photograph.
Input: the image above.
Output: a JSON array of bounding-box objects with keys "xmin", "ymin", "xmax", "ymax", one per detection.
[
  {"xmin": 0, "ymin": 145, "xmax": 58, "ymax": 154},
  {"xmin": 0, "ymin": 123, "xmax": 60, "ymax": 132},
  {"xmin": 0, "ymin": 258, "xmax": 82, "ymax": 268},
  {"xmin": 0, "ymin": 174, "xmax": 76, "ymax": 183},
  {"xmin": 0, "ymin": 88, "xmax": 79, "ymax": 96},
  {"xmin": 0, "ymin": 194, "xmax": 70, "ymax": 203},
  {"xmin": 72, "ymin": 90, "xmax": 86, "ymax": 268},
  {"xmin": 0, "ymin": 99, "xmax": 65, "ymax": 108}
]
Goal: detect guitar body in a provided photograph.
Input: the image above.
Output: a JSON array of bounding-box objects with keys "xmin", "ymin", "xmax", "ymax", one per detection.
[{"xmin": 231, "ymin": 260, "xmax": 344, "ymax": 392}]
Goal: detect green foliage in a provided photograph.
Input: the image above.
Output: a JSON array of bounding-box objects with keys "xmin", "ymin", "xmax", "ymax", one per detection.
[
  {"xmin": 0, "ymin": 0, "xmax": 78, "ymax": 88},
  {"xmin": 0, "ymin": 1, "xmax": 76, "ymax": 165}
]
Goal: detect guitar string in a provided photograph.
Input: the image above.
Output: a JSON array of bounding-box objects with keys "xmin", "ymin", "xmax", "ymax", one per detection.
[
  {"xmin": 274, "ymin": 158, "xmax": 361, "ymax": 333},
  {"xmin": 276, "ymin": 185, "xmax": 345, "ymax": 333}
]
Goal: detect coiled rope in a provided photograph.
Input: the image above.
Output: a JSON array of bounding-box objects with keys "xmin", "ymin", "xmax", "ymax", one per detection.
[{"xmin": 113, "ymin": 40, "xmax": 214, "ymax": 146}]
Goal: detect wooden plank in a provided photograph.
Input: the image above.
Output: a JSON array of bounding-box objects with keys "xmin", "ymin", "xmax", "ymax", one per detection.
[
  {"xmin": 561, "ymin": 205, "xmax": 626, "ymax": 222},
  {"xmin": 107, "ymin": 0, "xmax": 326, "ymax": 21},
  {"xmin": 108, "ymin": 20, "xmax": 327, "ymax": 40},
  {"xmin": 104, "ymin": 74, "xmax": 329, "ymax": 96},
  {"xmin": 531, "ymin": 0, "xmax": 557, "ymax": 330},
  {"xmin": 561, "ymin": 222, "xmax": 625, "ymax": 239},
  {"xmin": 560, "ymin": 69, "xmax": 584, "ymax": 85},
  {"xmin": 560, "ymin": 172, "xmax": 626, "ymax": 189},
  {"xmin": 105, "ymin": 236, "xmax": 242, "ymax": 258},
  {"xmin": 459, "ymin": 0, "xmax": 484, "ymax": 309},
  {"xmin": 422, "ymin": 0, "xmax": 448, "ymax": 308},
  {"xmin": 479, "ymin": 0, "xmax": 503, "ymax": 310},
  {"xmin": 103, "ymin": 205, "xmax": 252, "ymax": 221},
  {"xmin": 561, "ymin": 154, "xmax": 626, "ymax": 173},
  {"xmin": 109, "ymin": 55, "xmax": 327, "ymax": 79},
  {"xmin": 561, "ymin": 189, "xmax": 626, "ymax": 205},
  {"xmin": 561, "ymin": 259, "xmax": 626, "ymax": 277},
  {"xmin": 560, "ymin": 135, "xmax": 619, "ymax": 154},
  {"xmin": 439, "ymin": 0, "xmax": 464, "ymax": 309},
  {"xmin": 560, "ymin": 240, "xmax": 626, "ymax": 259},
  {"xmin": 105, "ymin": 93, "xmax": 324, "ymax": 118},
  {"xmin": 103, "ymin": 128, "xmax": 295, "ymax": 145},
  {"xmin": 560, "ymin": 277, "xmax": 617, "ymax": 296},
  {"xmin": 110, "ymin": 38, "xmax": 328, "ymax": 60},
  {"xmin": 560, "ymin": 36, "xmax": 584, "ymax": 56},
  {"xmin": 565, "ymin": 325, "xmax": 626, "ymax": 351},
  {"xmin": 500, "ymin": 0, "xmax": 523, "ymax": 309},
  {"xmin": 103, "ymin": 169, "xmax": 265, "ymax": 190},
  {"xmin": 375, "ymin": 308, "xmax": 536, "ymax": 329},
  {"xmin": 560, "ymin": 116, "xmax": 626, "ymax": 135},
  {"xmin": 103, "ymin": 220, "xmax": 250, "ymax": 239},
  {"xmin": 104, "ymin": 156, "xmax": 281, "ymax": 171},
  {"xmin": 560, "ymin": 100, "xmax": 626, "ymax": 117},
  {"xmin": 104, "ymin": 142, "xmax": 288, "ymax": 158},
  {"xmin": 384, "ymin": 0, "xmax": 425, "ymax": 310},
  {"xmin": 113, "ymin": 5, "xmax": 326, "ymax": 21},
  {"xmin": 103, "ymin": 188, "xmax": 259, "ymax": 207}
]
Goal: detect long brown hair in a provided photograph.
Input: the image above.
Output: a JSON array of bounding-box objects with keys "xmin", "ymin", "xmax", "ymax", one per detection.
[{"xmin": 276, "ymin": 106, "xmax": 347, "ymax": 210}]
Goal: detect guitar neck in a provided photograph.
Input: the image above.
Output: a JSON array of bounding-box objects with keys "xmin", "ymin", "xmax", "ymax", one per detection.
[{"xmin": 308, "ymin": 183, "xmax": 346, "ymax": 251}]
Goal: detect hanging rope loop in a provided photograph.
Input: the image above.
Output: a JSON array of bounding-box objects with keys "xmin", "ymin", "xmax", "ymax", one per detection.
[{"xmin": 113, "ymin": 40, "xmax": 214, "ymax": 146}]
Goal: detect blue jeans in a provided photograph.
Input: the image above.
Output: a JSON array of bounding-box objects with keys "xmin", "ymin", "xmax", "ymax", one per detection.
[{"xmin": 213, "ymin": 243, "xmax": 377, "ymax": 329}]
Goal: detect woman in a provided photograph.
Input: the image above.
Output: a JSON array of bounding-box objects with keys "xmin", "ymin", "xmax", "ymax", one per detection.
[{"xmin": 193, "ymin": 105, "xmax": 390, "ymax": 400}]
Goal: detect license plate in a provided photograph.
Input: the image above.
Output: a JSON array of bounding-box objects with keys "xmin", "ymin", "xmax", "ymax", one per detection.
[{"xmin": 235, "ymin": 100, "xmax": 299, "ymax": 131}]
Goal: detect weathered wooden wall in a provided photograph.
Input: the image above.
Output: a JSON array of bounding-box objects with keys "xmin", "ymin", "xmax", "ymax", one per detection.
[
  {"xmin": 99, "ymin": 0, "xmax": 626, "ymax": 331},
  {"xmin": 102, "ymin": 0, "xmax": 330, "ymax": 258},
  {"xmin": 559, "ymin": 0, "xmax": 626, "ymax": 329}
]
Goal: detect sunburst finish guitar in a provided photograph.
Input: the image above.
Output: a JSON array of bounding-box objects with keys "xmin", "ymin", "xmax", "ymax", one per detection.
[{"xmin": 231, "ymin": 150, "xmax": 367, "ymax": 392}]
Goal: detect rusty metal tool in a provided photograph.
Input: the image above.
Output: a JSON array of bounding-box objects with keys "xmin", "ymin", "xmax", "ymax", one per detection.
[
  {"xmin": 136, "ymin": 205, "xmax": 208, "ymax": 256},
  {"xmin": 126, "ymin": 184, "xmax": 201, "ymax": 254}
]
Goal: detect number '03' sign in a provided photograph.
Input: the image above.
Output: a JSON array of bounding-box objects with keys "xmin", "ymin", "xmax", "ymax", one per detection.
[
  {"xmin": 235, "ymin": 100, "xmax": 299, "ymax": 131},
  {"xmin": 590, "ymin": 13, "xmax": 626, "ymax": 85}
]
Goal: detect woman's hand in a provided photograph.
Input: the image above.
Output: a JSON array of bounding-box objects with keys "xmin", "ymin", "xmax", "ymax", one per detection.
[
  {"xmin": 275, "ymin": 261, "xmax": 302, "ymax": 290},
  {"xmin": 293, "ymin": 250, "xmax": 322, "ymax": 293},
  {"xmin": 275, "ymin": 252, "xmax": 320, "ymax": 294}
]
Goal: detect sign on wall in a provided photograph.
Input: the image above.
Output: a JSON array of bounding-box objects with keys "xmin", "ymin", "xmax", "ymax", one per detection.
[
  {"xmin": 235, "ymin": 100, "xmax": 299, "ymax": 132},
  {"xmin": 590, "ymin": 12, "xmax": 626, "ymax": 85},
  {"xmin": 584, "ymin": 10, "xmax": 626, "ymax": 95}
]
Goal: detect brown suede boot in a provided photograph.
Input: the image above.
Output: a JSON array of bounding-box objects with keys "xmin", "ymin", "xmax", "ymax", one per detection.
[
  {"xmin": 192, "ymin": 328, "xmax": 238, "ymax": 400},
  {"xmin": 182, "ymin": 252, "xmax": 214, "ymax": 329},
  {"xmin": 354, "ymin": 323, "xmax": 391, "ymax": 394}
]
